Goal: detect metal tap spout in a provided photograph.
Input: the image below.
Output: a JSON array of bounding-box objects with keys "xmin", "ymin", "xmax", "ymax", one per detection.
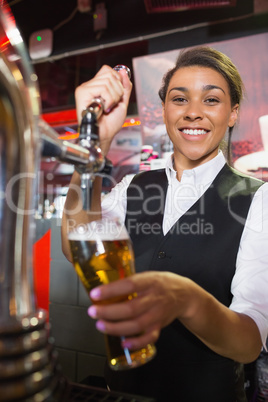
[
  {"xmin": 75, "ymin": 97, "xmax": 106, "ymax": 210},
  {"xmin": 76, "ymin": 98, "xmax": 105, "ymax": 175},
  {"xmin": 39, "ymin": 118, "xmax": 96, "ymax": 166},
  {"xmin": 40, "ymin": 98, "xmax": 106, "ymax": 211}
]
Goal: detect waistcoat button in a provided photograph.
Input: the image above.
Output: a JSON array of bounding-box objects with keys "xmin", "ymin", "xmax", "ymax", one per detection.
[{"xmin": 158, "ymin": 251, "xmax": 166, "ymax": 259}]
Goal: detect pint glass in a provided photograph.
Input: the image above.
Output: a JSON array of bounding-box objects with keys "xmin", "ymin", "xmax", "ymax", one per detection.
[{"xmin": 68, "ymin": 217, "xmax": 156, "ymax": 370}]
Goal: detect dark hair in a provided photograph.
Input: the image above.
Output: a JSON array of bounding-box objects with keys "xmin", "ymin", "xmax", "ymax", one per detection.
[{"xmin": 158, "ymin": 46, "xmax": 245, "ymax": 163}]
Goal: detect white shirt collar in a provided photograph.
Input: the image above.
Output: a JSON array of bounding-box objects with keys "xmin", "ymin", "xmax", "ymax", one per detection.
[{"xmin": 165, "ymin": 150, "xmax": 226, "ymax": 187}]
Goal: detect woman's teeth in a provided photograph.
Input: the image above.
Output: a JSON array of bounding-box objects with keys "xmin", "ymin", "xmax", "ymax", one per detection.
[{"xmin": 182, "ymin": 129, "xmax": 207, "ymax": 135}]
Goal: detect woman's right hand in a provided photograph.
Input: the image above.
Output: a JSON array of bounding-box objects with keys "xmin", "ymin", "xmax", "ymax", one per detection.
[{"xmin": 75, "ymin": 65, "xmax": 132, "ymax": 156}]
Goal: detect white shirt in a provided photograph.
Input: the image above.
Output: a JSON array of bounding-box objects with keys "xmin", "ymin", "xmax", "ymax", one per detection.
[{"xmin": 102, "ymin": 151, "xmax": 268, "ymax": 347}]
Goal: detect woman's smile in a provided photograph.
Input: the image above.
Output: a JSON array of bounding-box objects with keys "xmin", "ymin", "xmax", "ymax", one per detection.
[
  {"xmin": 181, "ymin": 128, "xmax": 208, "ymax": 136},
  {"xmin": 179, "ymin": 127, "xmax": 210, "ymax": 141},
  {"xmin": 162, "ymin": 66, "xmax": 239, "ymax": 171}
]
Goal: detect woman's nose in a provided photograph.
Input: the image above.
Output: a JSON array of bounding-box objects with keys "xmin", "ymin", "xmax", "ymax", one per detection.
[{"xmin": 184, "ymin": 102, "xmax": 203, "ymax": 121}]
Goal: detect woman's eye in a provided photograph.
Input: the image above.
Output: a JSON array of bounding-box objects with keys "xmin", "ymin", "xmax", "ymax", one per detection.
[
  {"xmin": 205, "ymin": 97, "xmax": 220, "ymax": 104},
  {"xmin": 173, "ymin": 96, "xmax": 187, "ymax": 103}
]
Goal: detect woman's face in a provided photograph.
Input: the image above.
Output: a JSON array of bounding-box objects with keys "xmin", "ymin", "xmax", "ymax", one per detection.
[{"xmin": 162, "ymin": 66, "xmax": 239, "ymax": 171}]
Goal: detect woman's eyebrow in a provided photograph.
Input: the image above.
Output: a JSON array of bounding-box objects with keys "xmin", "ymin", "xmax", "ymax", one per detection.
[
  {"xmin": 168, "ymin": 84, "xmax": 226, "ymax": 95},
  {"xmin": 168, "ymin": 86, "xmax": 188, "ymax": 94},
  {"xmin": 203, "ymin": 84, "xmax": 225, "ymax": 94}
]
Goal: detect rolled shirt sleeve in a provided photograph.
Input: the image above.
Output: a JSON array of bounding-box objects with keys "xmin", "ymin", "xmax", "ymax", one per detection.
[
  {"xmin": 230, "ymin": 183, "xmax": 268, "ymax": 348},
  {"xmin": 101, "ymin": 174, "xmax": 132, "ymax": 222}
]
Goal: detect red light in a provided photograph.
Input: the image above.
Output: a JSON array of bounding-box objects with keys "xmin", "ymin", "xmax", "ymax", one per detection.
[
  {"xmin": 58, "ymin": 132, "xmax": 79, "ymax": 140},
  {"xmin": 41, "ymin": 109, "xmax": 141, "ymax": 139},
  {"xmin": 41, "ymin": 109, "xmax": 77, "ymax": 127},
  {"xmin": 0, "ymin": 38, "xmax": 10, "ymax": 49},
  {"xmin": 123, "ymin": 119, "xmax": 141, "ymax": 127}
]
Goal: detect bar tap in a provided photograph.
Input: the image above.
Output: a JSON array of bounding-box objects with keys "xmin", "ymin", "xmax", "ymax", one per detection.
[
  {"xmin": 61, "ymin": 64, "xmax": 130, "ymax": 211},
  {"xmin": 0, "ymin": 3, "xmax": 67, "ymax": 400},
  {"xmin": 75, "ymin": 65, "xmax": 131, "ymax": 210},
  {"xmin": 39, "ymin": 97, "xmax": 107, "ymax": 211},
  {"xmin": 39, "ymin": 98, "xmax": 106, "ymax": 211},
  {"xmin": 40, "ymin": 65, "xmax": 130, "ymax": 211},
  {"xmin": 0, "ymin": 0, "xmax": 132, "ymax": 396},
  {"xmin": 73, "ymin": 97, "xmax": 105, "ymax": 210}
]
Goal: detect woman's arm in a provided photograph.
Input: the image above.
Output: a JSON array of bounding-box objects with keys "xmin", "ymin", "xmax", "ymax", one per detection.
[
  {"xmin": 87, "ymin": 271, "xmax": 263, "ymax": 363},
  {"xmin": 61, "ymin": 65, "xmax": 132, "ymax": 260},
  {"xmin": 179, "ymin": 279, "xmax": 262, "ymax": 363}
]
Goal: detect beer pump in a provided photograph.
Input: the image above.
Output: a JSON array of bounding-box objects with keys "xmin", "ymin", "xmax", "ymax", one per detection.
[
  {"xmin": 0, "ymin": 2, "xmax": 132, "ymax": 398},
  {"xmin": 75, "ymin": 97, "xmax": 105, "ymax": 210},
  {"xmin": 0, "ymin": 3, "xmax": 68, "ymax": 400},
  {"xmin": 78, "ymin": 65, "xmax": 131, "ymax": 210},
  {"xmin": 41, "ymin": 64, "xmax": 130, "ymax": 210}
]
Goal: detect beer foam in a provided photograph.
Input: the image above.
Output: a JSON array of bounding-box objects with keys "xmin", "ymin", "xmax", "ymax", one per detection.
[{"xmin": 68, "ymin": 219, "xmax": 129, "ymax": 241}]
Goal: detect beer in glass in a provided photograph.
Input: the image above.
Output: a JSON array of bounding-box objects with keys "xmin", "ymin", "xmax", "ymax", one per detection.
[{"xmin": 68, "ymin": 218, "xmax": 156, "ymax": 370}]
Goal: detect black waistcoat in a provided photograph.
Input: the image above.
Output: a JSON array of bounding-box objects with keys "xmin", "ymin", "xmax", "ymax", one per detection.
[{"xmin": 105, "ymin": 164, "xmax": 264, "ymax": 402}]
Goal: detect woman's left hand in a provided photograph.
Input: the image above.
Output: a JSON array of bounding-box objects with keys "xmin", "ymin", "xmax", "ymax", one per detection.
[
  {"xmin": 88, "ymin": 271, "xmax": 194, "ymax": 350},
  {"xmin": 87, "ymin": 270, "xmax": 263, "ymax": 363}
]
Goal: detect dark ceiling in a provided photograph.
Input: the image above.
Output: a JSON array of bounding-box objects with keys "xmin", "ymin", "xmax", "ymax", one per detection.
[
  {"xmin": 6, "ymin": 0, "xmax": 257, "ymax": 60},
  {"xmin": 6, "ymin": 0, "xmax": 263, "ymax": 118}
]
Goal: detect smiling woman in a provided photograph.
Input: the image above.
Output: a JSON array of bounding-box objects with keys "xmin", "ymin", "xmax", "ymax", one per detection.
[
  {"xmin": 159, "ymin": 46, "xmax": 243, "ymax": 170},
  {"xmin": 161, "ymin": 66, "xmax": 239, "ymax": 177},
  {"xmin": 61, "ymin": 46, "xmax": 268, "ymax": 402}
]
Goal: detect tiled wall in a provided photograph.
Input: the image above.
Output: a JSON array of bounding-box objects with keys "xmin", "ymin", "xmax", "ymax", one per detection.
[{"xmin": 48, "ymin": 218, "xmax": 106, "ymax": 383}]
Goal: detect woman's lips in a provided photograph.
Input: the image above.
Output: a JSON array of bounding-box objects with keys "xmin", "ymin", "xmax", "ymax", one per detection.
[
  {"xmin": 181, "ymin": 128, "xmax": 208, "ymax": 135},
  {"xmin": 179, "ymin": 128, "xmax": 210, "ymax": 140}
]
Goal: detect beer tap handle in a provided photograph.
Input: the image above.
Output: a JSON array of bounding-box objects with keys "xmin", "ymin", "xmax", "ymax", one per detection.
[
  {"xmin": 77, "ymin": 65, "xmax": 131, "ymax": 210},
  {"xmin": 77, "ymin": 98, "xmax": 104, "ymax": 210},
  {"xmin": 78, "ymin": 65, "xmax": 131, "ymax": 152},
  {"xmin": 82, "ymin": 96, "xmax": 104, "ymax": 121},
  {"xmin": 113, "ymin": 64, "xmax": 131, "ymax": 80}
]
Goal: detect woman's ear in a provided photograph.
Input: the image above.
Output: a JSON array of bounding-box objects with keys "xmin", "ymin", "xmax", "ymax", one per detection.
[{"xmin": 228, "ymin": 104, "xmax": 239, "ymax": 128}]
